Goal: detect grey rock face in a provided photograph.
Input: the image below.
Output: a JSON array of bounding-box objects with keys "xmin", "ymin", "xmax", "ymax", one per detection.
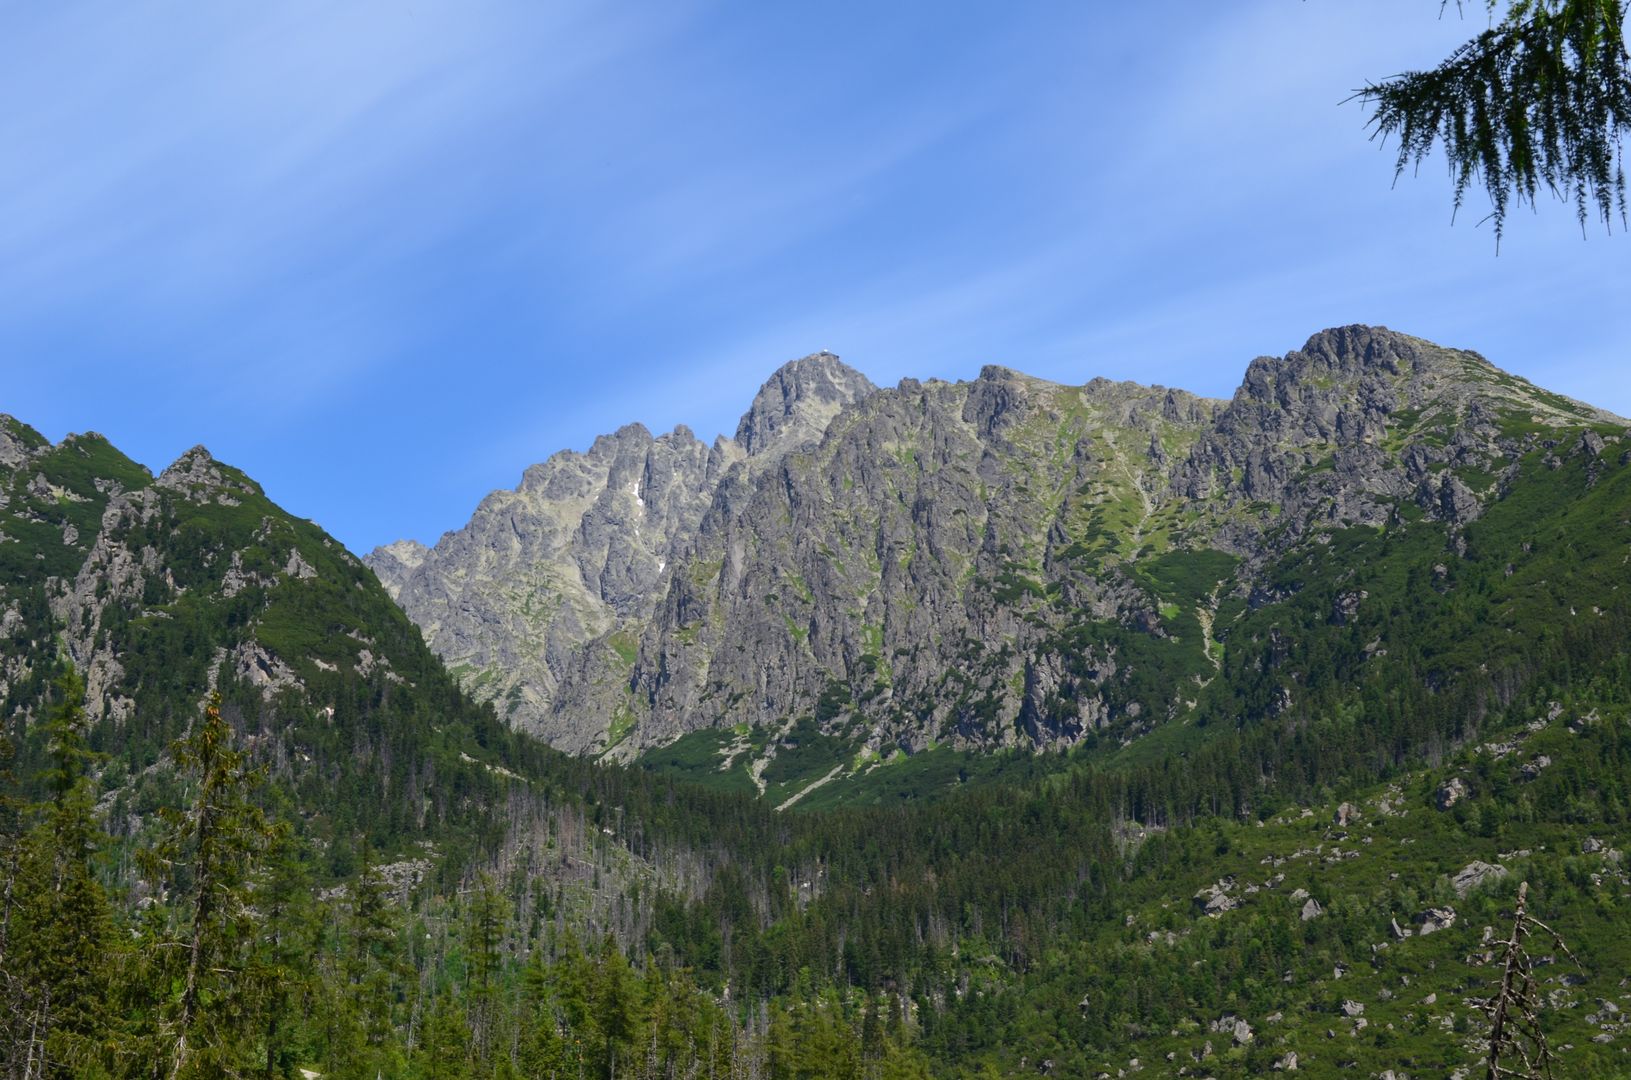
[
  {"xmin": 1173, "ymin": 325, "xmax": 1620, "ymax": 555},
  {"xmin": 368, "ymin": 539, "xmax": 429, "ymax": 600},
  {"xmin": 0, "ymin": 415, "xmax": 41, "ymax": 469},
  {"xmin": 1451, "ymin": 860, "xmax": 1509, "ymax": 898},
  {"xmin": 367, "ymin": 355, "xmax": 877, "ymax": 747},
  {"xmin": 735, "ymin": 352, "xmax": 878, "ymax": 458},
  {"xmin": 1435, "ymin": 777, "xmax": 1470, "ymax": 810},
  {"xmin": 366, "ymin": 423, "xmax": 716, "ymax": 744},
  {"xmin": 607, "ymin": 366, "xmax": 1218, "ymax": 758},
  {"xmin": 378, "ymin": 326, "xmax": 1626, "ymax": 766},
  {"xmin": 1195, "ymin": 882, "xmax": 1238, "ymax": 917},
  {"xmin": 1416, "ymin": 906, "xmax": 1457, "ymax": 935}
]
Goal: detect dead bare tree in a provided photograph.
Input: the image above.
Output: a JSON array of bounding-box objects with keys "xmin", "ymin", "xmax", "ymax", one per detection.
[{"xmin": 1477, "ymin": 880, "xmax": 1584, "ymax": 1080}]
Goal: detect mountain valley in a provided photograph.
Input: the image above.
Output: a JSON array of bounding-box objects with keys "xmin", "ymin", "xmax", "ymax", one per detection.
[{"xmin": 4, "ymin": 325, "xmax": 1631, "ymax": 1077}]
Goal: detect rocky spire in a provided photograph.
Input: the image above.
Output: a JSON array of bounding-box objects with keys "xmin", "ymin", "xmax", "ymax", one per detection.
[{"xmin": 734, "ymin": 352, "xmax": 877, "ymax": 458}]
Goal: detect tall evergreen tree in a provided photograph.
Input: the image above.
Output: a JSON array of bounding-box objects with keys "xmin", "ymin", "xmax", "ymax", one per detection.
[
  {"xmin": 348, "ymin": 843, "xmax": 409, "ymax": 1051},
  {"xmin": 248, "ymin": 830, "xmax": 317, "ymax": 1080},
  {"xmin": 141, "ymin": 692, "xmax": 278, "ymax": 1079},
  {"xmin": 3, "ymin": 669, "xmax": 116, "ymax": 1077},
  {"xmin": 462, "ymin": 870, "xmax": 511, "ymax": 1069},
  {"xmin": 592, "ymin": 934, "xmax": 641, "ymax": 1080}
]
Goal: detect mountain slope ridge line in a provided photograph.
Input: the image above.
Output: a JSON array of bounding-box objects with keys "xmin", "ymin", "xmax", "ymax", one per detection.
[{"xmin": 365, "ymin": 325, "xmax": 1626, "ymax": 781}]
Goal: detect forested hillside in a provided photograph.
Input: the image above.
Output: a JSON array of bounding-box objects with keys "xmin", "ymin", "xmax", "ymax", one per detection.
[{"xmin": 4, "ymin": 326, "xmax": 1631, "ymax": 1077}]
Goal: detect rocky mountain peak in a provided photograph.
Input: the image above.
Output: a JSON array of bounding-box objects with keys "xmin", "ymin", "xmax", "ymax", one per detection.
[
  {"xmin": 0, "ymin": 415, "xmax": 47, "ymax": 469},
  {"xmin": 375, "ymin": 325, "xmax": 1630, "ymax": 767},
  {"xmin": 734, "ymin": 352, "xmax": 877, "ymax": 457},
  {"xmin": 591, "ymin": 422, "xmax": 655, "ymax": 455},
  {"xmin": 1237, "ymin": 325, "xmax": 1620, "ymax": 426},
  {"xmin": 155, "ymin": 445, "xmax": 258, "ymax": 497},
  {"xmin": 1287, "ymin": 324, "xmax": 1420, "ymax": 378},
  {"xmin": 154, "ymin": 447, "xmax": 264, "ymax": 506},
  {"xmin": 367, "ymin": 539, "xmax": 430, "ymax": 600},
  {"xmin": 976, "ymin": 364, "xmax": 1024, "ymax": 382}
]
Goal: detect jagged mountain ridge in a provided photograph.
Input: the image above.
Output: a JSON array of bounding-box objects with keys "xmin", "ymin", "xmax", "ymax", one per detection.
[
  {"xmin": 8, "ymin": 349, "xmax": 1631, "ymax": 1078},
  {"xmin": 366, "ymin": 352, "xmax": 878, "ymax": 749},
  {"xmin": 373, "ymin": 326, "xmax": 1624, "ymax": 786},
  {"xmin": 0, "ymin": 419, "xmax": 576, "ymax": 856}
]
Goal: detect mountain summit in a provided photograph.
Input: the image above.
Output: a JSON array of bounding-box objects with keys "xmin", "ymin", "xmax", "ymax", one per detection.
[
  {"xmin": 365, "ymin": 354, "xmax": 878, "ymax": 743},
  {"xmin": 371, "ymin": 327, "xmax": 1628, "ymax": 788},
  {"xmin": 734, "ymin": 352, "xmax": 878, "ymax": 457},
  {"xmin": 9, "ymin": 327, "xmax": 1631, "ymax": 1080}
]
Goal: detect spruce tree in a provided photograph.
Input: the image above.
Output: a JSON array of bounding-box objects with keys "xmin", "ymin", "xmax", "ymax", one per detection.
[
  {"xmin": 464, "ymin": 871, "xmax": 509, "ymax": 1067},
  {"xmin": 348, "ymin": 843, "xmax": 409, "ymax": 1051},
  {"xmin": 248, "ymin": 829, "xmax": 317, "ymax": 1080},
  {"xmin": 4, "ymin": 669, "xmax": 116, "ymax": 1076},
  {"xmin": 141, "ymin": 691, "xmax": 278, "ymax": 1079}
]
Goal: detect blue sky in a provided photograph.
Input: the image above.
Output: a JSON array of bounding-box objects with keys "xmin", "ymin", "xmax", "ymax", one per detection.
[{"xmin": 3, "ymin": 2, "xmax": 1628, "ymax": 553}]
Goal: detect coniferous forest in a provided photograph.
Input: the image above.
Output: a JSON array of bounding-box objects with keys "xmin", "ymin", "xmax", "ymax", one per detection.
[
  {"xmin": 5, "ymin": 361, "xmax": 1631, "ymax": 1078},
  {"xmin": 7, "ymin": 2, "xmax": 1631, "ymax": 1076}
]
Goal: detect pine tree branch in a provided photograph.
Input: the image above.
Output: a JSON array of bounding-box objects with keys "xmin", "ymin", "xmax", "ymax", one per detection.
[{"xmin": 1357, "ymin": 0, "xmax": 1631, "ymax": 245}]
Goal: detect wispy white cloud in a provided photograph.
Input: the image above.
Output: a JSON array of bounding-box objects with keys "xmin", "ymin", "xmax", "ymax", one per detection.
[
  {"xmin": 3, "ymin": 1, "xmax": 1627, "ymax": 552},
  {"xmin": 0, "ymin": 2, "xmax": 693, "ymax": 388}
]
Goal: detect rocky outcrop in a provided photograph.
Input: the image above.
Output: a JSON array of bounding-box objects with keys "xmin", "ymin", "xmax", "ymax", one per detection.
[
  {"xmin": 367, "ymin": 355, "xmax": 877, "ymax": 745},
  {"xmin": 1416, "ymin": 906, "xmax": 1457, "ymax": 935},
  {"xmin": 0, "ymin": 415, "xmax": 45, "ymax": 469},
  {"xmin": 1435, "ymin": 777, "xmax": 1470, "ymax": 810},
  {"xmin": 1451, "ymin": 860, "xmax": 1509, "ymax": 898},
  {"xmin": 609, "ymin": 367, "xmax": 1218, "ymax": 756},
  {"xmin": 374, "ymin": 326, "xmax": 1628, "ymax": 764},
  {"xmin": 734, "ymin": 352, "xmax": 877, "ymax": 459},
  {"xmin": 368, "ymin": 539, "xmax": 429, "ymax": 600},
  {"xmin": 1173, "ymin": 326, "xmax": 1620, "ymax": 558}
]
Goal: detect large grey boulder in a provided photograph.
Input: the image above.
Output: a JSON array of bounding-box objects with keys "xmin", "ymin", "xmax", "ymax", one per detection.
[
  {"xmin": 1416, "ymin": 907, "xmax": 1457, "ymax": 935},
  {"xmin": 1451, "ymin": 861, "xmax": 1509, "ymax": 898},
  {"xmin": 1435, "ymin": 778, "xmax": 1469, "ymax": 810}
]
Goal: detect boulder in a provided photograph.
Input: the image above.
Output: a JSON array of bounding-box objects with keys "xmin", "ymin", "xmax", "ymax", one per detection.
[
  {"xmin": 1331, "ymin": 590, "xmax": 1367, "ymax": 625},
  {"xmin": 1451, "ymin": 861, "xmax": 1508, "ymax": 898},
  {"xmin": 1193, "ymin": 881, "xmax": 1238, "ymax": 917},
  {"xmin": 1416, "ymin": 907, "xmax": 1457, "ymax": 935},
  {"xmin": 1340, "ymin": 1000, "xmax": 1365, "ymax": 1018},
  {"xmin": 1518, "ymin": 755, "xmax": 1552, "ymax": 782},
  {"xmin": 1334, "ymin": 801, "xmax": 1361, "ymax": 827},
  {"xmin": 1300, "ymin": 898, "xmax": 1324, "ymax": 922},
  {"xmin": 1435, "ymin": 778, "xmax": 1469, "ymax": 809}
]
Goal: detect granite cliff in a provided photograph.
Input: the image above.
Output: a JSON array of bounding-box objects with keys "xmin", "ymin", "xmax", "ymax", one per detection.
[
  {"xmin": 365, "ymin": 353, "xmax": 877, "ymax": 748},
  {"xmin": 370, "ymin": 327, "xmax": 1625, "ymax": 782}
]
